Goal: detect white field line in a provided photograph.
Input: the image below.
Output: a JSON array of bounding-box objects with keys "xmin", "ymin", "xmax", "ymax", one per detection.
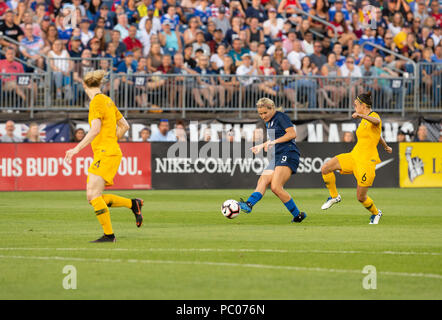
[
  {"xmin": 0, "ymin": 247, "xmax": 440, "ymax": 256},
  {"xmin": 0, "ymin": 254, "xmax": 441, "ymax": 279}
]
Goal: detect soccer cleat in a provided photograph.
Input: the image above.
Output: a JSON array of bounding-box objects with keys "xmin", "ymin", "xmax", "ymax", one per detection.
[
  {"xmin": 369, "ymin": 210, "xmax": 383, "ymax": 225},
  {"xmin": 131, "ymin": 198, "xmax": 144, "ymax": 228},
  {"xmin": 321, "ymin": 194, "xmax": 342, "ymax": 210},
  {"xmin": 90, "ymin": 234, "xmax": 116, "ymax": 243},
  {"xmin": 238, "ymin": 198, "xmax": 253, "ymax": 214},
  {"xmin": 292, "ymin": 212, "xmax": 307, "ymax": 223}
]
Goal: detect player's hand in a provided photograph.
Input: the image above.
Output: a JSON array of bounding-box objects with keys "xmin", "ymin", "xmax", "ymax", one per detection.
[
  {"xmin": 264, "ymin": 140, "xmax": 275, "ymax": 152},
  {"xmin": 351, "ymin": 112, "xmax": 360, "ymax": 119},
  {"xmin": 384, "ymin": 145, "xmax": 393, "ymax": 153},
  {"xmin": 64, "ymin": 148, "xmax": 78, "ymax": 164}
]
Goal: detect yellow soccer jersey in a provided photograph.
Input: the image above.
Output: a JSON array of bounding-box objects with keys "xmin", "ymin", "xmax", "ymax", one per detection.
[
  {"xmin": 350, "ymin": 112, "xmax": 382, "ymax": 164},
  {"xmin": 88, "ymin": 94, "xmax": 123, "ymax": 157}
]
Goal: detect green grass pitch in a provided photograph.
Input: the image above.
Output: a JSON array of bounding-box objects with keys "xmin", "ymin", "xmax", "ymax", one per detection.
[{"xmin": 0, "ymin": 188, "xmax": 441, "ymax": 300}]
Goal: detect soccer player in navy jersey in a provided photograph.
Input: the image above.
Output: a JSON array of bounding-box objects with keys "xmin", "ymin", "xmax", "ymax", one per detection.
[{"xmin": 238, "ymin": 98, "xmax": 307, "ymax": 223}]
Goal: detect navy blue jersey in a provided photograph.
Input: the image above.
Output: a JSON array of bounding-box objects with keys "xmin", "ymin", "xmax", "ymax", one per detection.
[{"xmin": 266, "ymin": 111, "xmax": 300, "ymax": 156}]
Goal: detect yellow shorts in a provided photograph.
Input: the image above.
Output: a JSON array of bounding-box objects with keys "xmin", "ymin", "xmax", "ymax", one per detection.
[
  {"xmin": 336, "ymin": 153, "xmax": 376, "ymax": 187},
  {"xmin": 87, "ymin": 154, "xmax": 122, "ymax": 186}
]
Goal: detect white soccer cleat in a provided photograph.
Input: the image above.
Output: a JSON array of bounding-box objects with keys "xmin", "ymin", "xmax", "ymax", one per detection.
[
  {"xmin": 369, "ymin": 210, "xmax": 383, "ymax": 225},
  {"xmin": 321, "ymin": 195, "xmax": 341, "ymax": 210}
]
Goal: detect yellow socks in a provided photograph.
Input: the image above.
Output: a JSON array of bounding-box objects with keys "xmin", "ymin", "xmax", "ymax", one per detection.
[
  {"xmin": 102, "ymin": 194, "xmax": 132, "ymax": 208},
  {"xmin": 90, "ymin": 196, "xmax": 113, "ymax": 235},
  {"xmin": 361, "ymin": 196, "xmax": 378, "ymax": 215},
  {"xmin": 322, "ymin": 172, "xmax": 339, "ymax": 198}
]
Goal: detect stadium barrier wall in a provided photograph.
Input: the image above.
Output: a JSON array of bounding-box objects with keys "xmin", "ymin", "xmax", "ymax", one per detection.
[
  {"xmin": 0, "ymin": 142, "xmax": 151, "ymax": 191},
  {"xmin": 151, "ymin": 142, "xmax": 399, "ymax": 189},
  {"xmin": 399, "ymin": 142, "xmax": 442, "ymax": 188}
]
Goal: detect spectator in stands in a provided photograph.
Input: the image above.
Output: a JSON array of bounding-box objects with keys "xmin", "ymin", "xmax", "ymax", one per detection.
[
  {"xmin": 211, "ymin": 5, "xmax": 230, "ymax": 36},
  {"xmin": 414, "ymin": 124, "xmax": 430, "ymax": 142},
  {"xmin": 147, "ymin": 42, "xmax": 163, "ymax": 72},
  {"xmin": 430, "ymin": 1, "xmax": 442, "ymax": 27},
  {"xmin": 48, "ymin": 40, "xmax": 74, "ymax": 100},
  {"xmin": 159, "ymin": 20, "xmax": 182, "ymax": 56},
  {"xmin": 332, "ymin": 42, "xmax": 346, "ymax": 67},
  {"xmin": 296, "ymin": 55, "xmax": 319, "ymax": 108},
  {"xmin": 123, "ymin": 24, "xmax": 143, "ymax": 52},
  {"xmin": 174, "ymin": 120, "xmax": 187, "ymax": 142},
  {"xmin": 183, "ymin": 17, "xmax": 200, "ymax": 46},
  {"xmin": 23, "ymin": 122, "xmax": 41, "ymax": 142},
  {"xmin": 20, "ymin": 10, "xmax": 42, "ymax": 38},
  {"xmin": 270, "ymin": 46, "xmax": 284, "ymax": 73},
  {"xmin": 229, "ymin": 38, "xmax": 249, "ymax": 67},
  {"xmin": 397, "ymin": 130, "xmax": 407, "ymax": 142},
  {"xmin": 286, "ymin": 39, "xmax": 305, "ymax": 71},
  {"xmin": 139, "ymin": 127, "xmax": 151, "ymax": 142},
  {"xmin": 0, "ymin": 10, "xmax": 24, "ymax": 48},
  {"xmin": 114, "ymin": 13, "xmax": 130, "ymax": 40},
  {"xmin": 302, "ymin": 31, "xmax": 314, "ymax": 55},
  {"xmin": 89, "ymin": 37, "xmax": 102, "ymax": 58},
  {"xmin": 218, "ymin": 55, "xmax": 238, "ymax": 106},
  {"xmin": 193, "ymin": 54, "xmax": 224, "ymax": 107},
  {"xmin": 258, "ymin": 54, "xmax": 277, "ymax": 96},
  {"xmin": 208, "ymin": 28, "xmax": 225, "ymax": 54},
  {"xmin": 191, "ymin": 30, "xmax": 210, "ymax": 57},
  {"xmin": 372, "ymin": 55, "xmax": 402, "ymax": 110},
  {"xmin": 252, "ymin": 42, "xmax": 267, "ymax": 68},
  {"xmin": 72, "ymin": 128, "xmax": 85, "ymax": 142},
  {"xmin": 68, "ymin": 35, "xmax": 83, "ymax": 59},
  {"xmin": 20, "ymin": 22, "xmax": 45, "ymax": 70},
  {"xmin": 246, "ymin": 17, "xmax": 264, "ymax": 48},
  {"xmin": 0, "ymin": 46, "xmax": 27, "ymax": 103},
  {"xmin": 308, "ymin": 0, "xmax": 329, "ymax": 36},
  {"xmin": 91, "ymin": 26, "xmax": 107, "ymax": 53},
  {"xmin": 160, "ymin": 5, "xmax": 180, "ymax": 31},
  {"xmin": 150, "ymin": 119, "xmax": 177, "ymax": 142},
  {"xmin": 320, "ymin": 52, "xmax": 345, "ymax": 108},
  {"xmin": 183, "ymin": 43, "xmax": 197, "ymax": 68},
  {"xmin": 236, "ymin": 53, "xmax": 258, "ymax": 89},
  {"xmin": 263, "ymin": 7, "xmax": 284, "ymax": 39},
  {"xmin": 328, "ymin": 10, "xmax": 356, "ymax": 52},
  {"xmin": 210, "ymin": 43, "xmax": 227, "ymax": 70},
  {"xmin": 267, "ymin": 37, "xmax": 286, "ymax": 56},
  {"xmin": 342, "ymin": 131, "xmax": 355, "ymax": 143},
  {"xmin": 439, "ymin": 130, "xmax": 442, "ymax": 143},
  {"xmin": 1, "ymin": 120, "xmax": 22, "ymax": 142},
  {"xmin": 309, "ymin": 41, "xmax": 327, "ymax": 69},
  {"xmin": 246, "ymin": 0, "xmax": 267, "ymax": 24}
]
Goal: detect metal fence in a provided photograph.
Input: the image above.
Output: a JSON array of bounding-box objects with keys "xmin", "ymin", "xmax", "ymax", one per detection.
[{"xmin": 0, "ymin": 62, "xmax": 440, "ymax": 118}]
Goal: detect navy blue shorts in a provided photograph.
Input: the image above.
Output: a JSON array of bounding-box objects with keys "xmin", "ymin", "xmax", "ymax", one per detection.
[{"xmin": 265, "ymin": 151, "xmax": 300, "ymax": 175}]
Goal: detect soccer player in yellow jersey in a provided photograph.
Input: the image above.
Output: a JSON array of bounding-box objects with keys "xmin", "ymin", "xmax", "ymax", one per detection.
[
  {"xmin": 64, "ymin": 70, "xmax": 144, "ymax": 242},
  {"xmin": 320, "ymin": 92, "xmax": 392, "ymax": 224}
]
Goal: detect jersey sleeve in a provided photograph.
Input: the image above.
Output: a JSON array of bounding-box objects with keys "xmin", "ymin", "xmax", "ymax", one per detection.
[
  {"xmin": 115, "ymin": 106, "xmax": 123, "ymax": 121},
  {"xmin": 370, "ymin": 112, "xmax": 381, "ymax": 126},
  {"xmin": 278, "ymin": 112, "xmax": 294, "ymax": 130},
  {"xmin": 88, "ymin": 98, "xmax": 105, "ymax": 121}
]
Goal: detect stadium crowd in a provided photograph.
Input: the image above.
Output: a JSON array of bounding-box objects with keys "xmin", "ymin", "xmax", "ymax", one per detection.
[{"xmin": 0, "ymin": 0, "xmax": 440, "ymax": 110}]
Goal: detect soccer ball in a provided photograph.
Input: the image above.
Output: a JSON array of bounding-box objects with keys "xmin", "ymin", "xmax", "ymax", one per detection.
[{"xmin": 221, "ymin": 200, "xmax": 241, "ymax": 219}]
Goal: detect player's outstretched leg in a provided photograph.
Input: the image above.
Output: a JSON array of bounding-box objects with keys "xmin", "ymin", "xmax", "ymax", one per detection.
[
  {"xmin": 102, "ymin": 194, "xmax": 144, "ymax": 228},
  {"xmin": 321, "ymin": 157, "xmax": 342, "ymax": 210},
  {"xmin": 239, "ymin": 171, "xmax": 273, "ymax": 214}
]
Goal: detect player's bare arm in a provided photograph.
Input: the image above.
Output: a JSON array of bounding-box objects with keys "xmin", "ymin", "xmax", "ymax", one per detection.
[
  {"xmin": 379, "ymin": 136, "xmax": 393, "ymax": 153},
  {"xmin": 251, "ymin": 127, "xmax": 297, "ymax": 154},
  {"xmin": 351, "ymin": 112, "xmax": 381, "ymax": 126},
  {"xmin": 64, "ymin": 119, "xmax": 102, "ymax": 164},
  {"xmin": 116, "ymin": 117, "xmax": 130, "ymax": 140}
]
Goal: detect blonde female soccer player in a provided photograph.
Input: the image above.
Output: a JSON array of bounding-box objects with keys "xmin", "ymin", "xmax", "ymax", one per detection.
[
  {"xmin": 64, "ymin": 70, "xmax": 144, "ymax": 243},
  {"xmin": 238, "ymin": 98, "xmax": 307, "ymax": 223},
  {"xmin": 320, "ymin": 91, "xmax": 392, "ymax": 224}
]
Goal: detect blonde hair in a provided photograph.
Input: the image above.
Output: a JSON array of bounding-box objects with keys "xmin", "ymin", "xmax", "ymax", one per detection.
[
  {"xmin": 256, "ymin": 97, "xmax": 283, "ymax": 111},
  {"xmin": 83, "ymin": 69, "xmax": 107, "ymax": 88}
]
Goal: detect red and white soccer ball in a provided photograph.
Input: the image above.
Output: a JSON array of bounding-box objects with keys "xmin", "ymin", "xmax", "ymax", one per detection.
[{"xmin": 221, "ymin": 200, "xmax": 241, "ymax": 219}]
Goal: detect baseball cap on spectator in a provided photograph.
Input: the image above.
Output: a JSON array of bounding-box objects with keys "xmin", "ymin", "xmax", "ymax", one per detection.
[
  {"xmin": 100, "ymin": 4, "xmax": 110, "ymax": 10},
  {"xmin": 148, "ymin": 4, "xmax": 155, "ymax": 11},
  {"xmin": 242, "ymin": 53, "xmax": 251, "ymax": 59},
  {"xmin": 71, "ymin": 35, "xmax": 81, "ymax": 41},
  {"xmin": 268, "ymin": 8, "xmax": 277, "ymax": 13},
  {"xmin": 43, "ymin": 16, "xmax": 51, "ymax": 21},
  {"xmin": 162, "ymin": 20, "xmax": 172, "ymax": 26},
  {"xmin": 219, "ymin": 6, "xmax": 226, "ymax": 14},
  {"xmin": 125, "ymin": 51, "xmax": 134, "ymax": 57},
  {"xmin": 81, "ymin": 18, "xmax": 90, "ymax": 24}
]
